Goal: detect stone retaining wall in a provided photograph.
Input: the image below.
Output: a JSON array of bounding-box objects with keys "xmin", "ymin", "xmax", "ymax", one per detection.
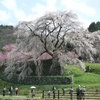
[{"xmin": 1, "ymin": 74, "xmax": 72, "ymax": 85}]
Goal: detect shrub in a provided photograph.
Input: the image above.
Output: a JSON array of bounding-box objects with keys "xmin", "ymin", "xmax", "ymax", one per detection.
[{"xmin": 85, "ymin": 63, "xmax": 100, "ymax": 75}]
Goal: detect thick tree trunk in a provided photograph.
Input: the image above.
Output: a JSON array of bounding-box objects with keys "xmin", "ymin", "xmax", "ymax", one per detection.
[{"xmin": 50, "ymin": 50, "xmax": 62, "ymax": 75}]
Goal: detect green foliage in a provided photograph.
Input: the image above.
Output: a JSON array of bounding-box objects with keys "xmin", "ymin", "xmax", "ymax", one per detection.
[
  {"xmin": 61, "ymin": 63, "xmax": 71, "ymax": 75},
  {"xmin": 70, "ymin": 66, "xmax": 84, "ymax": 76},
  {"xmin": 88, "ymin": 22, "xmax": 96, "ymax": 32},
  {"xmin": 85, "ymin": 62, "xmax": 100, "ymax": 75},
  {"xmin": 96, "ymin": 21, "xmax": 100, "ymax": 30},
  {"xmin": 61, "ymin": 64, "xmax": 84, "ymax": 76},
  {"xmin": 88, "ymin": 21, "xmax": 100, "ymax": 32},
  {"xmin": 0, "ymin": 25, "xmax": 16, "ymax": 49}
]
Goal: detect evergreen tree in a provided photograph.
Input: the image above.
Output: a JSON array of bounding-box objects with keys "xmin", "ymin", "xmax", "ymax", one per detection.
[
  {"xmin": 88, "ymin": 22, "xmax": 96, "ymax": 32},
  {"xmin": 88, "ymin": 21, "xmax": 100, "ymax": 32},
  {"xmin": 95, "ymin": 21, "xmax": 100, "ymax": 31}
]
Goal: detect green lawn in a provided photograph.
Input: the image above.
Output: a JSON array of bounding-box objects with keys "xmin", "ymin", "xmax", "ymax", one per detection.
[{"xmin": 0, "ymin": 62, "xmax": 100, "ymax": 99}]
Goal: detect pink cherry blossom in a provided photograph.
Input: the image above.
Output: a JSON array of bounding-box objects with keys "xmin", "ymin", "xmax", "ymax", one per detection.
[
  {"xmin": 3, "ymin": 44, "xmax": 16, "ymax": 52},
  {"xmin": 39, "ymin": 52, "xmax": 52, "ymax": 59}
]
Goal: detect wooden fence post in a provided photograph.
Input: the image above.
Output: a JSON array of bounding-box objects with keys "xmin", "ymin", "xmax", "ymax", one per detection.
[
  {"xmin": 42, "ymin": 90, "xmax": 44, "ymax": 98},
  {"xmin": 58, "ymin": 90, "xmax": 59, "ymax": 99}
]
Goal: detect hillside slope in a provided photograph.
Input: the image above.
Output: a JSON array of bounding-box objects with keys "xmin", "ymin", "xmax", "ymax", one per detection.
[{"xmin": 0, "ymin": 25, "xmax": 16, "ymax": 49}]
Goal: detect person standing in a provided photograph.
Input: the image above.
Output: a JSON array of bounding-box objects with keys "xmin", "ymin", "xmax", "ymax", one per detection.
[
  {"xmin": 52, "ymin": 86, "xmax": 56, "ymax": 99},
  {"xmin": 47, "ymin": 89, "xmax": 51, "ymax": 98},
  {"xmin": 62, "ymin": 88, "xmax": 66, "ymax": 96},
  {"xmin": 2, "ymin": 86, "xmax": 6, "ymax": 96},
  {"xmin": 81, "ymin": 86, "xmax": 86, "ymax": 100},
  {"xmin": 9, "ymin": 86, "xmax": 13, "ymax": 96},
  {"xmin": 15, "ymin": 87, "xmax": 19, "ymax": 95},
  {"xmin": 31, "ymin": 88, "xmax": 35, "ymax": 98},
  {"xmin": 69, "ymin": 87, "xmax": 74, "ymax": 100},
  {"xmin": 76, "ymin": 85, "xmax": 81, "ymax": 100}
]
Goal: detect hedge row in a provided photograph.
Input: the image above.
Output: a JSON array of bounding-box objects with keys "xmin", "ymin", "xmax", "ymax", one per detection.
[{"xmin": 0, "ymin": 74, "xmax": 72, "ymax": 85}]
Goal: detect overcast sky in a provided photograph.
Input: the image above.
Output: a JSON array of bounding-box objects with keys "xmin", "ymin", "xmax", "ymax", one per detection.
[{"xmin": 0, "ymin": 0, "xmax": 100, "ymax": 28}]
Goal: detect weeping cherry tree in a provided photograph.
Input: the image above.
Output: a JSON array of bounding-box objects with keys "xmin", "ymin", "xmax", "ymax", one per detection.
[{"xmin": 5, "ymin": 10, "xmax": 86, "ymax": 80}]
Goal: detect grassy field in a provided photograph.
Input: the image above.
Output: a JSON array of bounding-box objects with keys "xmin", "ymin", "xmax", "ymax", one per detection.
[{"xmin": 0, "ymin": 62, "xmax": 100, "ymax": 99}]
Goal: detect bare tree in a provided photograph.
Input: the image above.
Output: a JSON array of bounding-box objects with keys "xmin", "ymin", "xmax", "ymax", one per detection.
[{"xmin": 5, "ymin": 10, "xmax": 85, "ymax": 80}]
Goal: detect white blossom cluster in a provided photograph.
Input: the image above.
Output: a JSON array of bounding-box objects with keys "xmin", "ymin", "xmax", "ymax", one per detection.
[{"xmin": 4, "ymin": 10, "xmax": 100, "ymax": 79}]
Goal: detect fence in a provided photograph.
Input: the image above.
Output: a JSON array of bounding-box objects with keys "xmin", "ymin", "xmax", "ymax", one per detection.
[
  {"xmin": 42, "ymin": 90, "xmax": 100, "ymax": 99},
  {"xmin": 0, "ymin": 89, "xmax": 100, "ymax": 100}
]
